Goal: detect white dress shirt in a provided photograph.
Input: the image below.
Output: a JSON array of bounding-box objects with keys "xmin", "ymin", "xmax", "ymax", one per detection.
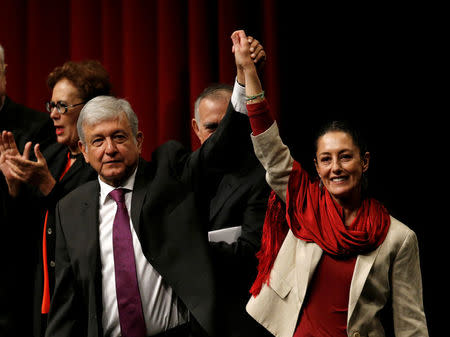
[
  {"xmin": 98, "ymin": 168, "xmax": 187, "ymax": 336},
  {"xmin": 231, "ymin": 77, "xmax": 248, "ymax": 114}
]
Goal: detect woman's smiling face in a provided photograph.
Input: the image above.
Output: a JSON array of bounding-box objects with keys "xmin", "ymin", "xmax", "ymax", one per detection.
[{"xmin": 315, "ymin": 131, "xmax": 369, "ymax": 205}]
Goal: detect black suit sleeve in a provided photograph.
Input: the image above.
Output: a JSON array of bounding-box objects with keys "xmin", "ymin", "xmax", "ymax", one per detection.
[
  {"xmin": 210, "ymin": 176, "xmax": 268, "ymax": 260},
  {"xmin": 182, "ymin": 102, "xmax": 251, "ymax": 183},
  {"xmin": 209, "ymin": 174, "xmax": 269, "ymax": 288},
  {"xmin": 205, "ymin": 104, "xmax": 251, "ymax": 167},
  {"xmin": 45, "ymin": 203, "xmax": 83, "ymax": 337}
]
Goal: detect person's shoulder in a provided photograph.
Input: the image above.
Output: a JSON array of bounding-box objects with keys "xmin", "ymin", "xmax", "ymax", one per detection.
[
  {"xmin": 388, "ymin": 216, "xmax": 414, "ymax": 235},
  {"xmin": 57, "ymin": 180, "xmax": 98, "ymax": 208},
  {"xmin": 384, "ymin": 215, "xmax": 418, "ymax": 250},
  {"xmin": 154, "ymin": 140, "xmax": 186, "ymax": 155},
  {"xmin": 4, "ymin": 96, "xmax": 50, "ymax": 122},
  {"xmin": 152, "ymin": 140, "xmax": 191, "ymax": 164}
]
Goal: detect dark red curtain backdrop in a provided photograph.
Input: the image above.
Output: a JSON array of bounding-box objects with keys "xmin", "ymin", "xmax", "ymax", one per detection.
[
  {"xmin": 0, "ymin": 1, "xmax": 441, "ymax": 333},
  {"xmin": 0, "ymin": 0, "xmax": 280, "ymax": 157}
]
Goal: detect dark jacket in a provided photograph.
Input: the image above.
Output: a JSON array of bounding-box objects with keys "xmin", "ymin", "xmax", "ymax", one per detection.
[
  {"xmin": 207, "ymin": 132, "xmax": 271, "ymax": 337},
  {"xmin": 45, "ymin": 103, "xmax": 253, "ymax": 337},
  {"xmin": 0, "ymin": 95, "xmax": 55, "ymax": 153},
  {"xmin": 0, "ymin": 142, "xmax": 97, "ymax": 337}
]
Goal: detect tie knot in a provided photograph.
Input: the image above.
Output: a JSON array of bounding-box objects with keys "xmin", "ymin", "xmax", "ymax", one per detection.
[{"xmin": 109, "ymin": 188, "xmax": 126, "ymax": 203}]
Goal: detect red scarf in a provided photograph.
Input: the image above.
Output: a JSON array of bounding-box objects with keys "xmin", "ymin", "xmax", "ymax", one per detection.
[{"xmin": 250, "ymin": 161, "xmax": 390, "ymax": 296}]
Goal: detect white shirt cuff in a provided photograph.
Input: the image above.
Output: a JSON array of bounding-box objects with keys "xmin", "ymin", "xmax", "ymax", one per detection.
[{"xmin": 231, "ymin": 77, "xmax": 247, "ymax": 114}]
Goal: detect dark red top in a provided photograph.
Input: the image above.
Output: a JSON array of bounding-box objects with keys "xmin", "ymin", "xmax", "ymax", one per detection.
[{"xmin": 294, "ymin": 254, "xmax": 357, "ymax": 337}]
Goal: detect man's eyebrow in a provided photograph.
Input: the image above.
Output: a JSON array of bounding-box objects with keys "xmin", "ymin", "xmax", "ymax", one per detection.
[{"xmin": 203, "ymin": 122, "xmax": 219, "ymax": 130}]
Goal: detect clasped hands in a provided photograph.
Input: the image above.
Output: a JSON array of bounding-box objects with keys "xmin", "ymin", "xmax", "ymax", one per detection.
[
  {"xmin": 232, "ymin": 30, "xmax": 263, "ymax": 75},
  {"xmin": 232, "ymin": 30, "xmax": 266, "ymax": 85},
  {"xmin": 0, "ymin": 131, "xmax": 55, "ymax": 196}
]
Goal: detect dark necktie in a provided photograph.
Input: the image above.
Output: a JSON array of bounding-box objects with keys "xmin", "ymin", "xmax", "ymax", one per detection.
[{"xmin": 109, "ymin": 188, "xmax": 147, "ymax": 337}]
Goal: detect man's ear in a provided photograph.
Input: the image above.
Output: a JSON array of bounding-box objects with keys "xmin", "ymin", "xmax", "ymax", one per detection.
[
  {"xmin": 192, "ymin": 118, "xmax": 200, "ymax": 136},
  {"xmin": 79, "ymin": 140, "xmax": 89, "ymax": 163},
  {"xmin": 136, "ymin": 131, "xmax": 144, "ymax": 153}
]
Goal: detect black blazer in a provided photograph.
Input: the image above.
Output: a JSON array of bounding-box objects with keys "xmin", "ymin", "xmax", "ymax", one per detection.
[
  {"xmin": 208, "ymin": 142, "xmax": 271, "ymax": 337},
  {"xmin": 45, "ymin": 104, "xmax": 252, "ymax": 337},
  {"xmin": 33, "ymin": 143, "xmax": 98, "ymax": 336},
  {"xmin": 0, "ymin": 95, "xmax": 55, "ymax": 153},
  {"xmin": 0, "ymin": 143, "xmax": 96, "ymax": 337}
]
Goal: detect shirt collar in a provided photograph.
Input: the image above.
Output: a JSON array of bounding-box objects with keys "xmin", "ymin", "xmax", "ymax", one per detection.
[{"xmin": 99, "ymin": 166, "xmax": 138, "ymax": 205}]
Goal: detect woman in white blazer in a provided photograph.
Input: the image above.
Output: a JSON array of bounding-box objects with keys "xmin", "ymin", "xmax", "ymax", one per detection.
[{"xmin": 231, "ymin": 30, "xmax": 428, "ymax": 337}]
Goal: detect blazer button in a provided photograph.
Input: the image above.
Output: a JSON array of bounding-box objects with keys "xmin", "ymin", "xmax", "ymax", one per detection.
[
  {"xmin": 47, "ymin": 227, "xmax": 53, "ymax": 235},
  {"xmin": 50, "ymin": 261, "xmax": 56, "ymax": 268},
  {"xmin": 352, "ymin": 332, "xmax": 361, "ymax": 337}
]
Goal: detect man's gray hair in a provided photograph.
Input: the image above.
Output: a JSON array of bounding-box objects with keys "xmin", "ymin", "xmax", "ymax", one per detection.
[
  {"xmin": 194, "ymin": 83, "xmax": 232, "ymax": 121},
  {"xmin": 0, "ymin": 44, "xmax": 5, "ymax": 67},
  {"xmin": 77, "ymin": 95, "xmax": 139, "ymax": 144}
]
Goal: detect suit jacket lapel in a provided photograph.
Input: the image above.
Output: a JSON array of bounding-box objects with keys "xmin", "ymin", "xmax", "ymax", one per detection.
[
  {"xmin": 347, "ymin": 245, "xmax": 382, "ymax": 322},
  {"xmin": 293, "ymin": 236, "xmax": 382, "ymax": 323},
  {"xmin": 209, "ymin": 173, "xmax": 241, "ymax": 221},
  {"xmin": 131, "ymin": 160, "xmax": 149, "ymax": 235},
  {"xmin": 291, "ymin": 234, "xmax": 383, "ymax": 326},
  {"xmin": 80, "ymin": 182, "xmax": 101, "ymax": 276},
  {"xmin": 295, "ymin": 239, "xmax": 323, "ymax": 303},
  {"xmin": 45, "ymin": 144, "xmax": 68, "ymax": 178},
  {"xmin": 59, "ymin": 155, "xmax": 84, "ymax": 183},
  {"xmin": 80, "ymin": 181, "xmax": 104, "ymax": 333}
]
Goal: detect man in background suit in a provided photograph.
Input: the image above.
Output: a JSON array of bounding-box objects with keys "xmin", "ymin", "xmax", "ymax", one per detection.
[
  {"xmin": 45, "ymin": 95, "xmax": 253, "ymax": 337},
  {"xmin": 192, "ymin": 81, "xmax": 270, "ymax": 337},
  {"xmin": 0, "ymin": 44, "xmax": 55, "ymax": 153},
  {"xmin": 0, "ymin": 43, "xmax": 55, "ymax": 337}
]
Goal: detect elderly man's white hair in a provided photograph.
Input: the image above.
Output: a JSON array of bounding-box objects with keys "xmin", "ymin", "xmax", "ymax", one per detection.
[
  {"xmin": 77, "ymin": 95, "xmax": 139, "ymax": 144},
  {"xmin": 193, "ymin": 83, "xmax": 232, "ymax": 122}
]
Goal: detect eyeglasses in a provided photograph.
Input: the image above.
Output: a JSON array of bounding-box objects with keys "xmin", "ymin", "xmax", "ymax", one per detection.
[{"xmin": 45, "ymin": 101, "xmax": 86, "ymax": 114}]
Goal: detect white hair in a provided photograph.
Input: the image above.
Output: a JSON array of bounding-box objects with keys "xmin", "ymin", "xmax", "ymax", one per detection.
[
  {"xmin": 77, "ymin": 95, "xmax": 139, "ymax": 144},
  {"xmin": 194, "ymin": 84, "xmax": 232, "ymax": 121}
]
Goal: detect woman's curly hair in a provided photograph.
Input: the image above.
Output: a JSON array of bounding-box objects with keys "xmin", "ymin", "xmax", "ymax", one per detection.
[{"xmin": 47, "ymin": 60, "xmax": 112, "ymax": 101}]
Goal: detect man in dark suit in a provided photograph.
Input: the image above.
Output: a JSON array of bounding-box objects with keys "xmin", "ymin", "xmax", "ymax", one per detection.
[
  {"xmin": 192, "ymin": 82, "xmax": 271, "ymax": 337},
  {"xmin": 0, "ymin": 44, "xmax": 55, "ymax": 153},
  {"xmin": 45, "ymin": 95, "xmax": 253, "ymax": 337},
  {"xmin": 0, "ymin": 43, "xmax": 56, "ymax": 337}
]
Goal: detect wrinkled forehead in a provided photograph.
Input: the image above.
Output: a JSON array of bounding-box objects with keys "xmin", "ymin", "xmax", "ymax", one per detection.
[
  {"xmin": 198, "ymin": 95, "xmax": 229, "ymax": 121},
  {"xmin": 84, "ymin": 115, "xmax": 133, "ymax": 136}
]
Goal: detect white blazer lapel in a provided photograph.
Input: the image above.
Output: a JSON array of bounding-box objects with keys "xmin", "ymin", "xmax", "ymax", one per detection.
[
  {"xmin": 295, "ymin": 240, "xmax": 323, "ymax": 304},
  {"xmin": 348, "ymin": 245, "xmax": 382, "ymax": 322}
]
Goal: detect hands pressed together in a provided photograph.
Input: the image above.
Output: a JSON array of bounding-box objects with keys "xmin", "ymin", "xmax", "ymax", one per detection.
[
  {"xmin": 0, "ymin": 131, "xmax": 55, "ymax": 196},
  {"xmin": 231, "ymin": 30, "xmax": 265, "ymax": 102},
  {"xmin": 232, "ymin": 30, "xmax": 266, "ymax": 85}
]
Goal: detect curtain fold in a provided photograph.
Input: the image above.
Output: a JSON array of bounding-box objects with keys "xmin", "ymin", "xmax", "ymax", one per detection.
[
  {"xmin": 1, "ymin": 0, "xmax": 279, "ymax": 158},
  {"xmin": 0, "ymin": 2, "xmax": 438, "ymax": 334}
]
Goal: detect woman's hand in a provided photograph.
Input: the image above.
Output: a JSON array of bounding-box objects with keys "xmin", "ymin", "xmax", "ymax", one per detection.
[
  {"xmin": 231, "ymin": 30, "xmax": 264, "ymax": 102},
  {"xmin": 231, "ymin": 30, "xmax": 256, "ymax": 73},
  {"xmin": 1, "ymin": 133, "xmax": 56, "ymax": 196},
  {"xmin": 5, "ymin": 143, "xmax": 56, "ymax": 196},
  {"xmin": 0, "ymin": 131, "xmax": 28, "ymax": 196},
  {"xmin": 236, "ymin": 35, "xmax": 266, "ymax": 85}
]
